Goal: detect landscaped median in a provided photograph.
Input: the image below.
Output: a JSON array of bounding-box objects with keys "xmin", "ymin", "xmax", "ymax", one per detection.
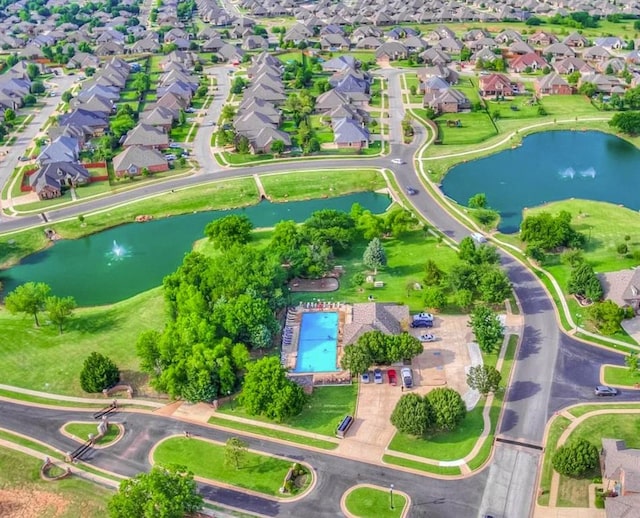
[
  {"xmin": 62, "ymin": 421, "xmax": 123, "ymax": 448},
  {"xmin": 151, "ymin": 436, "xmax": 314, "ymax": 500},
  {"xmin": 342, "ymin": 484, "xmax": 410, "ymax": 518}
]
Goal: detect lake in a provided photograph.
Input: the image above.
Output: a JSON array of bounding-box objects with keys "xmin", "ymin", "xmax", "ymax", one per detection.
[
  {"xmin": 441, "ymin": 131, "xmax": 640, "ymax": 233},
  {"xmin": 0, "ymin": 193, "xmax": 390, "ymax": 306}
]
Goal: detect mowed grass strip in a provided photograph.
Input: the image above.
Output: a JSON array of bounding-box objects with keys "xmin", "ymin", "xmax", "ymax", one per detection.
[
  {"xmin": 345, "ymin": 487, "xmax": 407, "ymax": 518},
  {"xmin": 260, "ymin": 169, "xmax": 386, "ymax": 202},
  {"xmin": 218, "ymin": 385, "xmax": 357, "ymax": 437},
  {"xmin": 207, "ymin": 416, "xmax": 337, "ymax": 450},
  {"xmin": 603, "ymin": 365, "xmax": 640, "ymax": 387},
  {"xmin": 382, "ymin": 455, "xmax": 462, "ymax": 475},
  {"xmin": 64, "ymin": 423, "xmax": 120, "ymax": 446},
  {"xmin": 436, "ymin": 112, "xmax": 497, "ymax": 145},
  {"xmin": 0, "ymin": 287, "xmax": 165, "ymax": 395},
  {"xmin": 153, "ymin": 437, "xmax": 294, "ymax": 497}
]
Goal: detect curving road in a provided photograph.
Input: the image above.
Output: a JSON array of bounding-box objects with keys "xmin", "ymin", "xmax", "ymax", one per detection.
[{"xmin": 0, "ymin": 66, "xmax": 632, "ymax": 518}]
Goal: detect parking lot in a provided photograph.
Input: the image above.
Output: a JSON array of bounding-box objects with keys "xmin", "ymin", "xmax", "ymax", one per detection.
[{"xmin": 336, "ymin": 315, "xmax": 475, "ymax": 462}]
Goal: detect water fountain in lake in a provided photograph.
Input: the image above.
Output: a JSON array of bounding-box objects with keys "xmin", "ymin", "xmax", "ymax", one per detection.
[{"xmin": 107, "ymin": 240, "xmax": 130, "ymax": 264}]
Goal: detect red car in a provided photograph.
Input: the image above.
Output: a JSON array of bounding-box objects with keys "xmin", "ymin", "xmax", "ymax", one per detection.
[{"xmin": 387, "ymin": 369, "xmax": 397, "ymax": 386}]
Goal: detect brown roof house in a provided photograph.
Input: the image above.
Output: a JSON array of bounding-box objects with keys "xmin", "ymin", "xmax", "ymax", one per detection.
[
  {"xmin": 479, "ymin": 73, "xmax": 523, "ymax": 98},
  {"xmin": 601, "ymin": 438, "xmax": 640, "ymax": 517},
  {"xmin": 599, "ymin": 269, "xmax": 640, "ymax": 313},
  {"xmin": 342, "ymin": 302, "xmax": 410, "ymax": 345},
  {"xmin": 112, "ymin": 146, "xmax": 169, "ymax": 177},
  {"xmin": 122, "ymin": 123, "xmax": 169, "ymax": 149},
  {"xmin": 535, "ymin": 73, "xmax": 572, "ymax": 96}
]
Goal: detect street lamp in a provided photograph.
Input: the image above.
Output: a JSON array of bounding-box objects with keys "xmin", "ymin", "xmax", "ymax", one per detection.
[{"xmin": 389, "ymin": 484, "xmax": 394, "ymax": 510}]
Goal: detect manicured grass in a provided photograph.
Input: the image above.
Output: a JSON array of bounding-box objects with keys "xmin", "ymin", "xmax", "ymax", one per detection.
[
  {"xmin": 388, "ymin": 405, "xmax": 484, "ymax": 461},
  {"xmin": 64, "ymin": 423, "xmax": 120, "ymax": 445},
  {"xmin": 153, "ymin": 437, "xmax": 298, "ymax": 497},
  {"xmin": 436, "ymin": 112, "xmax": 497, "ymax": 145},
  {"xmin": 603, "ymin": 365, "xmax": 640, "ymax": 387},
  {"xmin": 0, "ymin": 388, "xmax": 104, "ymax": 408},
  {"xmin": 260, "ymin": 169, "xmax": 386, "ymax": 202},
  {"xmin": 0, "ymin": 287, "xmax": 164, "ymax": 394},
  {"xmin": 208, "ymin": 416, "xmax": 337, "ymax": 450},
  {"xmin": 466, "ymin": 436, "xmax": 493, "ymax": 471},
  {"xmin": 557, "ymin": 414, "xmax": 640, "ymax": 507},
  {"xmin": 487, "ymin": 98, "xmax": 541, "ymax": 121},
  {"xmin": 344, "ymin": 487, "xmax": 407, "ymax": 518},
  {"xmin": 382, "ymin": 455, "xmax": 462, "ymax": 475},
  {"xmin": 222, "ymin": 151, "xmax": 275, "ymax": 165},
  {"xmin": 219, "ymin": 385, "xmax": 357, "ymax": 437},
  {"xmin": 540, "ymin": 95, "xmax": 601, "ymax": 118},
  {"xmin": 0, "ymin": 447, "xmax": 110, "ymax": 518},
  {"xmin": 569, "ymin": 403, "xmax": 640, "ymax": 418},
  {"xmin": 538, "ymin": 416, "xmax": 571, "ymax": 506}
]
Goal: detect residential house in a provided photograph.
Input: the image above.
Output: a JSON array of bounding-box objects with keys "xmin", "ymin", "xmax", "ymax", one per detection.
[
  {"xmin": 508, "ymin": 40, "xmax": 535, "ymax": 56},
  {"xmin": 510, "ymin": 53, "xmax": 548, "ymax": 73},
  {"xmin": 250, "ymin": 127, "xmax": 291, "ymax": 154},
  {"xmin": 315, "ymin": 89, "xmax": 352, "ymax": 112},
  {"xmin": 321, "ymin": 33, "xmax": 351, "ymax": 51},
  {"xmin": 598, "ymin": 269, "xmax": 640, "ymax": 313},
  {"xmin": 71, "ymin": 94, "xmax": 115, "ymax": 115},
  {"xmin": 29, "ymin": 162, "xmax": 90, "ymax": 200},
  {"xmin": 38, "ymin": 136, "xmax": 80, "ymax": 165},
  {"xmin": 112, "ymin": 146, "xmax": 169, "ymax": 177},
  {"xmin": 419, "ymin": 47, "xmax": 452, "ymax": 65},
  {"xmin": 434, "ymin": 37, "xmax": 464, "ymax": 54},
  {"xmin": 322, "ymin": 55, "xmax": 358, "ymax": 72},
  {"xmin": 140, "ymin": 106, "xmax": 177, "ymax": 131},
  {"xmin": 583, "ymin": 46, "xmax": 612, "ymax": 64},
  {"xmin": 375, "ymin": 41, "xmax": 408, "ymax": 62},
  {"xmin": 529, "ymin": 31, "xmax": 559, "ymax": 47},
  {"xmin": 242, "ymin": 35, "xmax": 269, "ymax": 51},
  {"xmin": 355, "ymin": 36, "xmax": 384, "ymax": 50},
  {"xmin": 535, "ymin": 72, "xmax": 572, "ymax": 95},
  {"xmin": 423, "ymin": 79, "xmax": 471, "ymax": 113},
  {"xmin": 342, "ymin": 302, "xmax": 409, "ymax": 345},
  {"xmin": 595, "ymin": 36, "xmax": 625, "ymax": 51},
  {"xmin": 563, "ymin": 32, "xmax": 589, "ymax": 48},
  {"xmin": 122, "ymin": 123, "xmax": 169, "ymax": 149},
  {"xmin": 58, "ymin": 109, "xmax": 109, "ymax": 136},
  {"xmin": 579, "ymin": 73, "xmax": 626, "ymax": 94},
  {"xmin": 332, "ymin": 117, "xmax": 369, "ymax": 150},
  {"xmin": 418, "ymin": 65, "xmax": 459, "ymax": 85},
  {"xmin": 479, "ymin": 73, "xmax": 523, "ymax": 97},
  {"xmin": 600, "ymin": 438, "xmax": 640, "ymax": 517},
  {"xmin": 544, "ymin": 42, "xmax": 576, "ymax": 60},
  {"xmin": 553, "ymin": 57, "xmax": 594, "ymax": 75}
]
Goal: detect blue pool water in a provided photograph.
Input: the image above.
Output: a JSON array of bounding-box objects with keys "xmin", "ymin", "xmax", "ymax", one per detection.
[{"xmin": 294, "ymin": 312, "xmax": 339, "ymax": 373}]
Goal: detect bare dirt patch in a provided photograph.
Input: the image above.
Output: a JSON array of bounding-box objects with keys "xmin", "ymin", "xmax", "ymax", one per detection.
[{"xmin": 0, "ymin": 488, "xmax": 69, "ymax": 518}]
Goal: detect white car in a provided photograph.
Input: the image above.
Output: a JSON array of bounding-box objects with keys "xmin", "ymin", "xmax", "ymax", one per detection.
[
  {"xmin": 391, "ymin": 158, "xmax": 404, "ymax": 164},
  {"xmin": 401, "ymin": 367, "xmax": 413, "ymax": 388},
  {"xmin": 419, "ymin": 333, "xmax": 436, "ymax": 342},
  {"xmin": 414, "ymin": 313, "xmax": 434, "ymax": 321}
]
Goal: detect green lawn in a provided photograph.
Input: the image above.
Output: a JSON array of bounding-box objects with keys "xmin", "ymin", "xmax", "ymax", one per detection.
[
  {"xmin": 208, "ymin": 416, "xmax": 338, "ymax": 449},
  {"xmin": 436, "ymin": 112, "xmax": 497, "ymax": 145},
  {"xmin": 382, "ymin": 455, "xmax": 462, "ymax": 475},
  {"xmin": 64, "ymin": 423, "xmax": 120, "ymax": 445},
  {"xmin": 153, "ymin": 437, "xmax": 299, "ymax": 497},
  {"xmin": 0, "ymin": 287, "xmax": 164, "ymax": 394},
  {"xmin": 538, "ymin": 416, "xmax": 572, "ymax": 506},
  {"xmin": 487, "ymin": 98, "xmax": 541, "ymax": 121},
  {"xmin": 540, "ymin": 95, "xmax": 601, "ymax": 118},
  {"xmin": 344, "ymin": 487, "xmax": 407, "ymax": 518},
  {"xmin": 0, "ymin": 447, "xmax": 110, "ymax": 517},
  {"xmin": 569, "ymin": 403, "xmax": 640, "ymax": 418},
  {"xmin": 219, "ymin": 384, "xmax": 357, "ymax": 436},
  {"xmin": 603, "ymin": 365, "xmax": 640, "ymax": 387},
  {"xmin": 260, "ymin": 169, "xmax": 386, "ymax": 202}
]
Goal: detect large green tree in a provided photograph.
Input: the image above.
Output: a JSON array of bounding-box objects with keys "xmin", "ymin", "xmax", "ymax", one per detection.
[
  {"xmin": 586, "ymin": 300, "xmax": 625, "ymax": 335},
  {"xmin": 609, "ymin": 111, "xmax": 640, "ymax": 135},
  {"xmin": 426, "ymin": 387, "xmax": 467, "ymax": 431},
  {"xmin": 469, "ymin": 306, "xmax": 504, "ymax": 353},
  {"xmin": 5, "ymin": 281, "xmax": 51, "ymax": 326},
  {"xmin": 204, "ymin": 214, "xmax": 253, "ymax": 249},
  {"xmin": 80, "ymin": 352, "xmax": 120, "ymax": 393},
  {"xmin": 567, "ymin": 262, "xmax": 603, "ymax": 301},
  {"xmin": 363, "ymin": 237, "xmax": 387, "ymax": 274},
  {"xmin": 45, "ymin": 295, "xmax": 76, "ymax": 334},
  {"xmin": 520, "ymin": 211, "xmax": 584, "ymax": 251},
  {"xmin": 108, "ymin": 465, "xmax": 203, "ymax": 518},
  {"xmin": 239, "ymin": 356, "xmax": 306, "ymax": 422},
  {"xmin": 390, "ymin": 393, "xmax": 432, "ymax": 436},
  {"xmin": 466, "ymin": 365, "xmax": 502, "ymax": 396},
  {"xmin": 552, "ymin": 439, "xmax": 599, "ymax": 477}
]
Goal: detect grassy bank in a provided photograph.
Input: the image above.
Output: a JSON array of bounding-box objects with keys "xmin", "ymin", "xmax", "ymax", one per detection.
[
  {"xmin": 0, "ymin": 287, "xmax": 164, "ymax": 395},
  {"xmin": 153, "ymin": 437, "xmax": 300, "ymax": 497},
  {"xmin": 344, "ymin": 487, "xmax": 407, "ymax": 518},
  {"xmin": 603, "ymin": 365, "xmax": 640, "ymax": 387}
]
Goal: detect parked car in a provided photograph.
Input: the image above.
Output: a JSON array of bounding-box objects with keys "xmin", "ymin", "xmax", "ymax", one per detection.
[
  {"xmin": 361, "ymin": 371, "xmax": 371, "ymax": 384},
  {"xmin": 415, "ymin": 313, "xmax": 434, "ymax": 321},
  {"xmin": 164, "ymin": 154, "xmax": 176, "ymax": 161},
  {"xmin": 471, "ymin": 232, "xmax": 487, "ymax": 244},
  {"xmin": 401, "ymin": 367, "xmax": 413, "ymax": 388},
  {"xmin": 594, "ymin": 385, "xmax": 619, "ymax": 397},
  {"xmin": 391, "ymin": 158, "xmax": 404, "ymax": 164},
  {"xmin": 185, "ymin": 107, "xmax": 196, "ymax": 113},
  {"xmin": 419, "ymin": 333, "xmax": 436, "ymax": 342},
  {"xmin": 410, "ymin": 319, "xmax": 433, "ymax": 328},
  {"xmin": 169, "ymin": 143, "xmax": 182, "ymax": 149},
  {"xmin": 18, "ymin": 156, "xmax": 29, "ymax": 161},
  {"xmin": 406, "ymin": 186, "xmax": 418, "ymax": 196},
  {"xmin": 374, "ymin": 368, "xmax": 383, "ymax": 384},
  {"xmin": 388, "ymin": 369, "xmax": 397, "ymax": 386}
]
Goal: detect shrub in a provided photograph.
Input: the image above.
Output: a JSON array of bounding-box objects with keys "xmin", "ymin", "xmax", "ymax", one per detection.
[
  {"xmin": 552, "ymin": 438, "xmax": 599, "ymax": 477},
  {"xmin": 80, "ymin": 352, "xmax": 119, "ymax": 393},
  {"xmin": 617, "ymin": 243, "xmax": 629, "ymax": 255},
  {"xmin": 426, "ymin": 387, "xmax": 466, "ymax": 431}
]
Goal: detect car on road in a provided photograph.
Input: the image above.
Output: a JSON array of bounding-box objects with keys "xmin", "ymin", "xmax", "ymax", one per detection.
[
  {"xmin": 419, "ymin": 333, "xmax": 436, "ymax": 342},
  {"xmin": 388, "ymin": 369, "xmax": 397, "ymax": 386},
  {"xmin": 594, "ymin": 385, "xmax": 619, "ymax": 397},
  {"xmin": 406, "ymin": 186, "xmax": 418, "ymax": 196},
  {"xmin": 414, "ymin": 313, "xmax": 434, "ymax": 321},
  {"xmin": 169, "ymin": 143, "xmax": 182, "ymax": 149},
  {"xmin": 391, "ymin": 158, "xmax": 404, "ymax": 164},
  {"xmin": 471, "ymin": 232, "xmax": 487, "ymax": 244},
  {"xmin": 410, "ymin": 319, "xmax": 433, "ymax": 328},
  {"xmin": 361, "ymin": 371, "xmax": 371, "ymax": 384},
  {"xmin": 374, "ymin": 368, "xmax": 383, "ymax": 384},
  {"xmin": 401, "ymin": 367, "xmax": 413, "ymax": 388}
]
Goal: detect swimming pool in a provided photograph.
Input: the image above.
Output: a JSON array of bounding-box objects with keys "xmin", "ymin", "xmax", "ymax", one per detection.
[{"xmin": 294, "ymin": 312, "xmax": 339, "ymax": 373}]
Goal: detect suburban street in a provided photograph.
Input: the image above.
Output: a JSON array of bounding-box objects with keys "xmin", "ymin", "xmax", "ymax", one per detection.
[{"xmin": 0, "ymin": 55, "xmax": 633, "ymax": 518}]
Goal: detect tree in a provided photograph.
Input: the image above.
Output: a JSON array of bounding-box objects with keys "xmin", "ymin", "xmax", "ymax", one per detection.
[
  {"xmin": 578, "ymin": 82, "xmax": 597, "ymax": 98},
  {"xmin": 390, "ymin": 393, "xmax": 432, "ymax": 436},
  {"xmin": 468, "ymin": 193, "xmax": 487, "ymax": 209},
  {"xmin": 3, "ymin": 108, "xmax": 15, "ymax": 123},
  {"xmin": 236, "ymin": 135, "xmax": 250, "ymax": 154},
  {"xmin": 552, "ymin": 439, "xmax": 599, "ymax": 477},
  {"xmin": 423, "ymin": 259, "xmax": 444, "ymax": 286},
  {"xmin": 239, "ymin": 356, "xmax": 306, "ymax": 422},
  {"xmin": 225, "ymin": 436, "xmax": 248, "ymax": 469},
  {"xmin": 520, "ymin": 210, "xmax": 584, "ymax": 250},
  {"xmin": 423, "ymin": 286, "xmax": 446, "ymax": 311},
  {"xmin": 270, "ymin": 139, "xmax": 285, "ymax": 156},
  {"xmin": 23, "ymin": 94, "xmax": 36, "ymax": 106},
  {"xmin": 204, "ymin": 214, "xmax": 253, "ymax": 249},
  {"xmin": 458, "ymin": 237, "xmax": 478, "ymax": 263},
  {"xmin": 26, "ymin": 62, "xmax": 40, "ymax": 81},
  {"xmin": 108, "ymin": 465, "xmax": 203, "ymax": 518},
  {"xmin": 469, "ymin": 306, "xmax": 504, "ymax": 353},
  {"xmin": 626, "ymin": 351, "xmax": 639, "ymax": 377},
  {"xmin": 384, "ymin": 207, "xmax": 414, "ymax": 236},
  {"xmin": 340, "ymin": 342, "xmax": 374, "ymax": 374},
  {"xmin": 80, "ymin": 352, "xmax": 119, "ymax": 393},
  {"xmin": 61, "ymin": 90, "xmax": 73, "ymax": 103},
  {"xmin": 30, "ymin": 81, "xmax": 45, "ymax": 94},
  {"xmin": 567, "ymin": 262, "xmax": 603, "ymax": 301},
  {"xmin": 4, "ymin": 281, "xmax": 51, "ymax": 326},
  {"xmin": 567, "ymin": 71, "xmax": 581, "ymax": 85},
  {"xmin": 426, "ymin": 387, "xmax": 466, "ymax": 431},
  {"xmin": 45, "ymin": 295, "xmax": 76, "ymax": 334},
  {"xmin": 587, "ymin": 300, "xmax": 625, "ymax": 335},
  {"xmin": 467, "ymin": 365, "xmax": 502, "ymax": 396},
  {"xmin": 479, "ymin": 268, "xmax": 512, "ymax": 305},
  {"xmin": 363, "ymin": 238, "xmax": 386, "ymax": 274},
  {"xmin": 609, "ymin": 111, "xmax": 640, "ymax": 135}
]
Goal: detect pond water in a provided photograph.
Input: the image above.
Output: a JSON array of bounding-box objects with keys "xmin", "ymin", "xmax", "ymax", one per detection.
[
  {"xmin": 441, "ymin": 131, "xmax": 640, "ymax": 233},
  {"xmin": 1, "ymin": 193, "xmax": 390, "ymax": 306}
]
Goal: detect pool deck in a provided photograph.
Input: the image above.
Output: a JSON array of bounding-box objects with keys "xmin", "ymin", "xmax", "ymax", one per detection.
[{"xmin": 281, "ymin": 302, "xmax": 352, "ymax": 386}]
